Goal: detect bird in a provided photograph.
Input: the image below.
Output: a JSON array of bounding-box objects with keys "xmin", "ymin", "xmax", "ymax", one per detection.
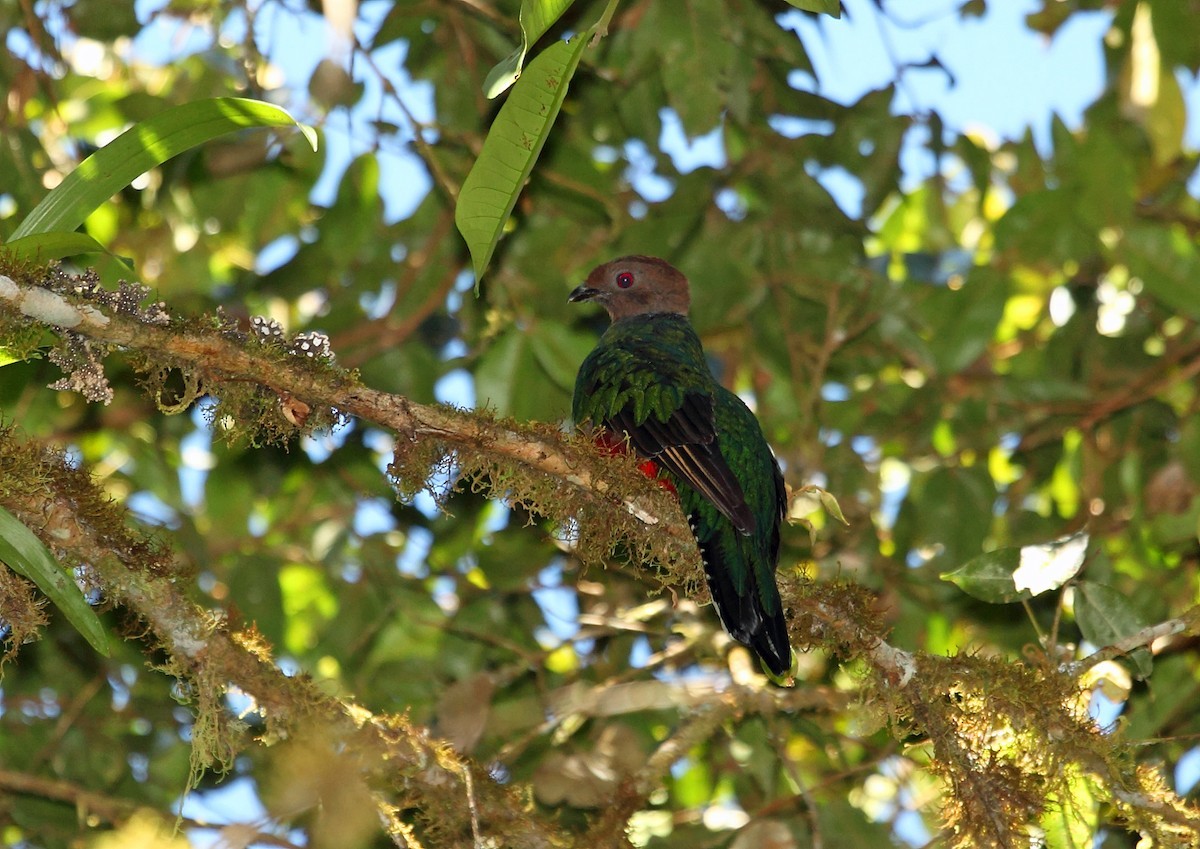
[{"xmin": 569, "ymin": 255, "xmax": 792, "ymax": 677}]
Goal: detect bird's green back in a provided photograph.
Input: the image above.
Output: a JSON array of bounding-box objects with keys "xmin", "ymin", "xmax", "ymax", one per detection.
[{"xmin": 572, "ymin": 314, "xmax": 712, "ymax": 429}]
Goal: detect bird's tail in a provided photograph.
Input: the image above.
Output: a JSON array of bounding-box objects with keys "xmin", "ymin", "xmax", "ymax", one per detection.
[{"xmin": 696, "ymin": 526, "xmax": 791, "ymax": 677}]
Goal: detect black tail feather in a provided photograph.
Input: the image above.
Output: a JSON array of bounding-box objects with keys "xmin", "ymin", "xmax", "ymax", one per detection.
[{"xmin": 696, "ymin": 527, "xmax": 791, "ymax": 677}]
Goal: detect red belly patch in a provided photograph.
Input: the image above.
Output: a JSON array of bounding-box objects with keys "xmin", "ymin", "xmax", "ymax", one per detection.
[{"xmin": 594, "ymin": 431, "xmax": 679, "ymax": 498}]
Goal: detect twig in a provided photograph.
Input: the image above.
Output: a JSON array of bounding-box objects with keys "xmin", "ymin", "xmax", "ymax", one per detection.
[
  {"xmin": 1063, "ymin": 609, "xmax": 1198, "ymax": 677},
  {"xmin": 460, "ymin": 765, "xmax": 484, "ymax": 848}
]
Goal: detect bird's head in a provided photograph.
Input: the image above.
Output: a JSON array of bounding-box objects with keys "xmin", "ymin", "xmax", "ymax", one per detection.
[{"xmin": 568, "ymin": 255, "xmax": 690, "ymax": 322}]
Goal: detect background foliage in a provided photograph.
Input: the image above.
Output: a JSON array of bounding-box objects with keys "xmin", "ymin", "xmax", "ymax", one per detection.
[{"xmin": 1, "ymin": 0, "xmax": 1200, "ymax": 847}]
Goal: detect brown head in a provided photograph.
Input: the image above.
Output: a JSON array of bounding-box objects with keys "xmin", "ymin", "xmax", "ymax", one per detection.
[{"xmin": 568, "ymin": 255, "xmax": 690, "ymax": 323}]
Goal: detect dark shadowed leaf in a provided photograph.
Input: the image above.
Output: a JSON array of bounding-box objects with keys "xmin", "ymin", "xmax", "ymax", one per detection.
[{"xmin": 1075, "ymin": 580, "xmax": 1153, "ymax": 678}]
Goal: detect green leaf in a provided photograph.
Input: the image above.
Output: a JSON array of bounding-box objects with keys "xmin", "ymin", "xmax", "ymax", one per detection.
[
  {"xmin": 528, "ymin": 319, "xmax": 595, "ymax": 391},
  {"xmin": 926, "ymin": 268, "xmax": 1008, "ymax": 374},
  {"xmin": 0, "ymin": 505, "xmax": 110, "ymax": 656},
  {"xmin": 474, "ymin": 328, "xmax": 529, "ymax": 416},
  {"xmin": 1120, "ymin": 223, "xmax": 1200, "ymax": 320},
  {"xmin": 456, "ymin": 35, "xmax": 588, "ymax": 286},
  {"xmin": 11, "ymin": 97, "xmax": 317, "ymax": 240},
  {"xmin": 781, "ymin": 0, "xmax": 841, "ymax": 17},
  {"xmin": 1074, "ymin": 580, "xmax": 1153, "ymax": 678},
  {"xmin": 2, "ymin": 232, "xmax": 124, "ymax": 264},
  {"xmin": 483, "ymin": 0, "xmax": 576, "ymax": 99},
  {"xmin": 653, "ymin": 0, "xmax": 735, "ymax": 137},
  {"xmin": 941, "ymin": 548, "xmax": 1025, "ymax": 604}
]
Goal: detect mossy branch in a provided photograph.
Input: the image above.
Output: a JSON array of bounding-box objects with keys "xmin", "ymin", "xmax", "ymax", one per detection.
[
  {"xmin": 0, "ymin": 426, "xmax": 568, "ymax": 848},
  {"xmin": 2, "ymin": 264, "xmax": 1199, "ymax": 846}
]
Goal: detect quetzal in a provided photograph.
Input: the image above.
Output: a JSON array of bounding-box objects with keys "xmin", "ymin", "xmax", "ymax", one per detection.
[{"xmin": 569, "ymin": 255, "xmax": 792, "ymax": 676}]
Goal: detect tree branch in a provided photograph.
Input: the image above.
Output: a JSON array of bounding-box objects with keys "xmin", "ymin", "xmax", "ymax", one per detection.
[{"xmin": 2, "ymin": 266, "xmax": 1198, "ymax": 845}]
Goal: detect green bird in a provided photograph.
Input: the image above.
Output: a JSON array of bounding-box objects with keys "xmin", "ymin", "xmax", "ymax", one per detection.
[{"xmin": 569, "ymin": 255, "xmax": 792, "ymax": 676}]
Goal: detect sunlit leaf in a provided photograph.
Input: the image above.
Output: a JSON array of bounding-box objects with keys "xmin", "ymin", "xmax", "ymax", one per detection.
[
  {"xmin": 12, "ymin": 97, "xmax": 317, "ymax": 240},
  {"xmin": 456, "ymin": 36, "xmax": 588, "ymax": 286},
  {"xmin": 2, "ymin": 232, "xmax": 129, "ymax": 266},
  {"xmin": 0, "ymin": 505, "xmax": 110, "ymax": 656},
  {"xmin": 1012, "ymin": 532, "xmax": 1088, "ymax": 596},
  {"xmin": 483, "ymin": 0, "xmax": 577, "ymax": 99}
]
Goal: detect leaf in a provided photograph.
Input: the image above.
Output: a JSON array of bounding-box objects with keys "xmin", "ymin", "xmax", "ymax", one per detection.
[
  {"xmin": 781, "ymin": 0, "xmax": 841, "ymax": 17},
  {"xmin": 0, "ymin": 505, "xmax": 110, "ymax": 656},
  {"xmin": 1012, "ymin": 532, "xmax": 1089, "ymax": 597},
  {"xmin": 474, "ymin": 328, "xmax": 529, "ymax": 416},
  {"xmin": 654, "ymin": 0, "xmax": 734, "ymax": 137},
  {"xmin": 2, "ymin": 232, "xmax": 125, "ymax": 265},
  {"xmin": 941, "ymin": 548, "xmax": 1025, "ymax": 604},
  {"xmin": 528, "ymin": 319, "xmax": 595, "ymax": 391},
  {"xmin": 1120, "ymin": 224, "xmax": 1200, "ymax": 320},
  {"xmin": 483, "ymin": 0, "xmax": 577, "ymax": 99},
  {"xmin": 11, "ymin": 97, "xmax": 317, "ymax": 240},
  {"xmin": 1074, "ymin": 580, "xmax": 1153, "ymax": 678},
  {"xmin": 797, "ymin": 484, "xmax": 849, "ymax": 526},
  {"xmin": 926, "ymin": 268, "xmax": 1009, "ymax": 374},
  {"xmin": 456, "ymin": 35, "xmax": 588, "ymax": 286}
]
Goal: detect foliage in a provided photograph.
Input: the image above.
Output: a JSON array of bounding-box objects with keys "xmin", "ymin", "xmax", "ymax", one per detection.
[{"xmin": 0, "ymin": 1, "xmax": 1199, "ymax": 848}]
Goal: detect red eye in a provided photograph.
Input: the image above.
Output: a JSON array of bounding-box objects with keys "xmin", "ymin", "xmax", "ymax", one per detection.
[{"xmin": 616, "ymin": 272, "xmax": 634, "ymax": 289}]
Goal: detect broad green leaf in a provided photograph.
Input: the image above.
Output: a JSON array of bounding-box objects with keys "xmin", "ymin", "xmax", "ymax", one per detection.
[
  {"xmin": 528, "ymin": 319, "xmax": 595, "ymax": 391},
  {"xmin": 1074, "ymin": 580, "xmax": 1152, "ymax": 678},
  {"xmin": 941, "ymin": 548, "xmax": 1025, "ymax": 604},
  {"xmin": 652, "ymin": 0, "xmax": 735, "ymax": 137},
  {"xmin": 2, "ymin": 232, "xmax": 122, "ymax": 264},
  {"xmin": 12, "ymin": 97, "xmax": 317, "ymax": 240},
  {"xmin": 0, "ymin": 505, "xmax": 110, "ymax": 656},
  {"xmin": 943, "ymin": 533, "xmax": 1089, "ymax": 604},
  {"xmin": 926, "ymin": 268, "xmax": 1008, "ymax": 374},
  {"xmin": 472, "ymin": 326, "xmax": 530, "ymax": 417},
  {"xmin": 483, "ymin": 0, "xmax": 576, "ymax": 99},
  {"xmin": 782, "ymin": 0, "xmax": 841, "ymax": 17},
  {"xmin": 1122, "ymin": 4, "xmax": 1186, "ymax": 165},
  {"xmin": 456, "ymin": 35, "xmax": 588, "ymax": 286}
]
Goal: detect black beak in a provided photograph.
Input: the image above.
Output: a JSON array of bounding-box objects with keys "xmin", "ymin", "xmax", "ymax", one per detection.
[{"xmin": 568, "ymin": 285, "xmax": 602, "ymax": 303}]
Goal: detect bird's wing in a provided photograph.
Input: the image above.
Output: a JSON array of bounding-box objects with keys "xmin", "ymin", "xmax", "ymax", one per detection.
[{"xmin": 610, "ymin": 393, "xmax": 756, "ymax": 536}]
